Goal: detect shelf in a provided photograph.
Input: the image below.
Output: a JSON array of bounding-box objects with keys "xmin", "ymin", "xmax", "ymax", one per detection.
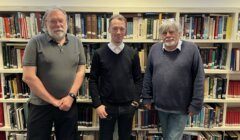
[
  {"xmin": 0, "ymin": 68, "xmax": 91, "ymax": 73},
  {"xmin": 185, "ymin": 126, "xmax": 240, "ymax": 131},
  {"xmin": 0, "ymin": 98, "xmax": 29, "ymax": 103},
  {"xmin": 0, "ymin": 68, "xmax": 229, "ymax": 74},
  {"xmin": 0, "ymin": 98, "xmax": 92, "ymax": 103},
  {"xmin": 204, "ymin": 98, "xmax": 226, "ymax": 103},
  {"xmin": 78, "ymin": 126, "xmax": 99, "ymax": 131},
  {"xmin": 0, "ymin": 126, "xmax": 99, "ymax": 131},
  {"xmin": 0, "ymin": 38, "xmax": 239, "ymax": 44},
  {"xmin": 229, "ymin": 71, "xmax": 240, "ymax": 74},
  {"xmin": 204, "ymin": 69, "xmax": 228, "ymax": 74},
  {"xmin": 0, "ymin": 126, "xmax": 26, "ymax": 131},
  {"xmin": 140, "ymin": 126, "xmax": 240, "ymax": 132},
  {"xmin": 0, "ymin": 69, "xmax": 23, "ymax": 73},
  {"xmin": 204, "ymin": 98, "xmax": 240, "ymax": 103}
]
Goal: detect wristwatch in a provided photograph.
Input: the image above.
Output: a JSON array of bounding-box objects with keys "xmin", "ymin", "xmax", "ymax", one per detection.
[{"xmin": 68, "ymin": 93, "xmax": 77, "ymax": 100}]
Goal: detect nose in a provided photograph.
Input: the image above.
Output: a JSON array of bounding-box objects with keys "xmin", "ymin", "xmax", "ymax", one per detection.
[
  {"xmin": 166, "ymin": 31, "xmax": 172, "ymax": 36},
  {"xmin": 116, "ymin": 29, "xmax": 121, "ymax": 34}
]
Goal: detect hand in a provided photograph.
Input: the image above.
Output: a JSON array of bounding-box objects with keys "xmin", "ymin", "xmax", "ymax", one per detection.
[
  {"xmin": 59, "ymin": 95, "xmax": 74, "ymax": 111},
  {"xmin": 188, "ymin": 112, "xmax": 194, "ymax": 116},
  {"xmin": 96, "ymin": 105, "xmax": 108, "ymax": 119},
  {"xmin": 144, "ymin": 104, "xmax": 151, "ymax": 110},
  {"xmin": 52, "ymin": 99, "xmax": 63, "ymax": 108}
]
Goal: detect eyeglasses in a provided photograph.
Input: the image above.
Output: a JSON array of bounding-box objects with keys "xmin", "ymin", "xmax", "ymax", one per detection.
[
  {"xmin": 162, "ymin": 30, "xmax": 177, "ymax": 35},
  {"xmin": 47, "ymin": 19, "xmax": 65, "ymax": 25}
]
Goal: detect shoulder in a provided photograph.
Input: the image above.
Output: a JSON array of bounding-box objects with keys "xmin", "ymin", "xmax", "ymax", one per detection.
[
  {"xmin": 29, "ymin": 33, "xmax": 46, "ymax": 42},
  {"xmin": 95, "ymin": 45, "xmax": 108, "ymax": 54},
  {"xmin": 124, "ymin": 45, "xmax": 137, "ymax": 53},
  {"xmin": 67, "ymin": 33, "xmax": 81, "ymax": 42},
  {"xmin": 181, "ymin": 40, "xmax": 199, "ymax": 52},
  {"xmin": 151, "ymin": 42, "xmax": 163, "ymax": 50},
  {"xmin": 27, "ymin": 33, "xmax": 47, "ymax": 48},
  {"xmin": 149, "ymin": 42, "xmax": 163, "ymax": 55}
]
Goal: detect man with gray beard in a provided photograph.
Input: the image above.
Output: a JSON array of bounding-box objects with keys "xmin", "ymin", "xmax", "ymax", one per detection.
[
  {"xmin": 22, "ymin": 7, "xmax": 86, "ymax": 140},
  {"xmin": 142, "ymin": 19, "xmax": 204, "ymax": 140}
]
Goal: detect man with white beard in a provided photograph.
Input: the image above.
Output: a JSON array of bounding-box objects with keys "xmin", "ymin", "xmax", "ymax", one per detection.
[
  {"xmin": 22, "ymin": 7, "xmax": 86, "ymax": 140},
  {"xmin": 142, "ymin": 19, "xmax": 205, "ymax": 140}
]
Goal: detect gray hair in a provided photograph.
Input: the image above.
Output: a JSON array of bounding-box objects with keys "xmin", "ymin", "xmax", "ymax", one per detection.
[
  {"xmin": 109, "ymin": 14, "xmax": 127, "ymax": 26},
  {"xmin": 42, "ymin": 7, "xmax": 68, "ymax": 32},
  {"xmin": 159, "ymin": 19, "xmax": 181, "ymax": 35}
]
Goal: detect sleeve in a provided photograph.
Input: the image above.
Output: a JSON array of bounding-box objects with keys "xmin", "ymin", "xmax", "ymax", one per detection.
[
  {"xmin": 188, "ymin": 45, "xmax": 205, "ymax": 114},
  {"xmin": 89, "ymin": 51, "xmax": 102, "ymax": 108},
  {"xmin": 132, "ymin": 50, "xmax": 143, "ymax": 102},
  {"xmin": 77, "ymin": 39, "xmax": 86, "ymax": 65},
  {"xmin": 142, "ymin": 47, "xmax": 153, "ymax": 105},
  {"xmin": 22, "ymin": 38, "xmax": 38, "ymax": 66}
]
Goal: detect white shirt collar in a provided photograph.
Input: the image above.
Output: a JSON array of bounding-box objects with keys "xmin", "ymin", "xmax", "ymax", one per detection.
[
  {"xmin": 163, "ymin": 40, "xmax": 182, "ymax": 52},
  {"xmin": 108, "ymin": 42, "xmax": 125, "ymax": 54}
]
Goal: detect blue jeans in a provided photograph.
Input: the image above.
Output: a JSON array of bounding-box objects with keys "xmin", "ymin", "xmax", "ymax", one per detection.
[{"xmin": 158, "ymin": 111, "xmax": 188, "ymax": 140}]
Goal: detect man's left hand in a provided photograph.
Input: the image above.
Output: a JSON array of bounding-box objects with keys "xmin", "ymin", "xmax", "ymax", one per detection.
[{"xmin": 59, "ymin": 96, "xmax": 74, "ymax": 111}]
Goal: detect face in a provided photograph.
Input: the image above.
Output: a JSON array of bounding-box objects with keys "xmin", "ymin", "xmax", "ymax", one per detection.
[
  {"xmin": 45, "ymin": 10, "xmax": 67, "ymax": 41},
  {"xmin": 108, "ymin": 18, "xmax": 126, "ymax": 45},
  {"xmin": 161, "ymin": 27, "xmax": 180, "ymax": 48}
]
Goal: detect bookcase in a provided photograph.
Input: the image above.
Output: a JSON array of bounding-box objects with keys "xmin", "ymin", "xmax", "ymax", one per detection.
[{"xmin": 0, "ymin": 6, "xmax": 240, "ymax": 139}]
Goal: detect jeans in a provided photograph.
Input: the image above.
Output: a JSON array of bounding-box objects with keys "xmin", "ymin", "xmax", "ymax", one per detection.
[
  {"xmin": 99, "ymin": 102, "xmax": 136, "ymax": 140},
  {"xmin": 158, "ymin": 111, "xmax": 188, "ymax": 140}
]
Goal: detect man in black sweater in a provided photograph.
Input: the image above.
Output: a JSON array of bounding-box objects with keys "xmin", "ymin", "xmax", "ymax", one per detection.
[{"xmin": 89, "ymin": 14, "xmax": 142, "ymax": 140}]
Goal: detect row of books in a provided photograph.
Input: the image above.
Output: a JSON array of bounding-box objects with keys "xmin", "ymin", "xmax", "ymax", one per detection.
[
  {"xmin": 226, "ymin": 107, "xmax": 240, "ymax": 126},
  {"xmin": 3, "ymin": 74, "xmax": 30, "ymax": 99},
  {"xmin": 2, "ymin": 43, "xmax": 25, "ymax": 69},
  {"xmin": 204, "ymin": 76, "xmax": 227, "ymax": 99},
  {"xmin": 122, "ymin": 13, "xmax": 175, "ymax": 40},
  {"xmin": 77, "ymin": 104, "xmax": 99, "ymax": 127},
  {"xmin": 199, "ymin": 43, "xmax": 227, "ymax": 70},
  {"xmin": 228, "ymin": 80, "xmax": 240, "ymax": 98},
  {"xmin": 230, "ymin": 48, "xmax": 240, "ymax": 71},
  {"xmin": 4, "ymin": 103, "xmax": 28, "ymax": 130},
  {"xmin": 2, "ymin": 74, "xmax": 240, "ymax": 101},
  {"xmin": 186, "ymin": 104, "xmax": 224, "ymax": 128},
  {"xmin": 67, "ymin": 13, "xmax": 111, "ymax": 39},
  {"xmin": 1, "ymin": 42, "xmax": 230, "ymax": 72},
  {"xmin": 0, "ymin": 12, "xmax": 42, "ymax": 39},
  {"xmin": 1, "ymin": 12, "xmax": 240, "ymax": 41},
  {"xmin": 180, "ymin": 14, "xmax": 233, "ymax": 40}
]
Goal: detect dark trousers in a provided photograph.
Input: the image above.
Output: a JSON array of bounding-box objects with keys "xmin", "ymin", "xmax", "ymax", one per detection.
[
  {"xmin": 27, "ymin": 102, "xmax": 78, "ymax": 140},
  {"xmin": 99, "ymin": 102, "xmax": 136, "ymax": 140}
]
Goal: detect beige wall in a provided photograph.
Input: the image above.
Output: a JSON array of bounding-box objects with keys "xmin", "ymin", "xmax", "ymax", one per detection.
[{"xmin": 0, "ymin": 0, "xmax": 239, "ymax": 8}]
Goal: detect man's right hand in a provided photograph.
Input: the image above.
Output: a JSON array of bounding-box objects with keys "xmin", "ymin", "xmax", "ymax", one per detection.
[
  {"xmin": 52, "ymin": 99, "xmax": 63, "ymax": 108},
  {"xmin": 144, "ymin": 104, "xmax": 151, "ymax": 110},
  {"xmin": 96, "ymin": 105, "xmax": 108, "ymax": 119}
]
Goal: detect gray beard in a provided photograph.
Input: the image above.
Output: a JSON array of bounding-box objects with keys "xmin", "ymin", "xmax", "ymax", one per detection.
[{"xmin": 48, "ymin": 31, "xmax": 66, "ymax": 41}]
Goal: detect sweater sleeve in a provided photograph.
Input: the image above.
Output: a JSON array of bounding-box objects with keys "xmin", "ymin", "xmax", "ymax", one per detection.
[
  {"xmin": 132, "ymin": 51, "xmax": 143, "ymax": 102},
  {"xmin": 89, "ymin": 52, "xmax": 102, "ymax": 108},
  {"xmin": 142, "ymin": 48, "xmax": 154, "ymax": 105},
  {"xmin": 188, "ymin": 46, "xmax": 205, "ymax": 114}
]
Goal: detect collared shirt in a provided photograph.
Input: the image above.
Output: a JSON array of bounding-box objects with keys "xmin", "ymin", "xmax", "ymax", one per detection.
[
  {"xmin": 108, "ymin": 42, "xmax": 125, "ymax": 54},
  {"xmin": 163, "ymin": 40, "xmax": 182, "ymax": 52},
  {"xmin": 23, "ymin": 33, "xmax": 86, "ymax": 105},
  {"xmin": 46, "ymin": 33, "xmax": 69, "ymax": 46}
]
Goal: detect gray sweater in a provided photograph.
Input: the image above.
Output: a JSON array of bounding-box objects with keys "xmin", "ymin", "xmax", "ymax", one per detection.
[{"xmin": 142, "ymin": 41, "xmax": 205, "ymax": 114}]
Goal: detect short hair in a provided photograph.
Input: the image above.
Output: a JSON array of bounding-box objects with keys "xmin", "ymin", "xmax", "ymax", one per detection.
[
  {"xmin": 159, "ymin": 19, "xmax": 181, "ymax": 35},
  {"xmin": 109, "ymin": 14, "xmax": 127, "ymax": 26},
  {"xmin": 42, "ymin": 7, "xmax": 67, "ymax": 32}
]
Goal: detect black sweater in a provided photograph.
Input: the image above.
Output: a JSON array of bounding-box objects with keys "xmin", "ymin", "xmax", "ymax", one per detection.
[{"xmin": 89, "ymin": 45, "xmax": 142, "ymax": 108}]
